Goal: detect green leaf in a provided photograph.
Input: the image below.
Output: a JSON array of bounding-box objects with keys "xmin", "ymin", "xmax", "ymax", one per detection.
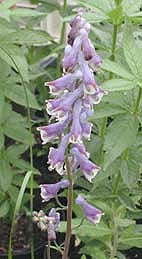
[
  {"xmin": 0, "ymin": 200, "xmax": 10, "ymax": 217},
  {"xmin": 4, "ymin": 122, "xmax": 35, "ymax": 145},
  {"xmin": 59, "ymin": 219, "xmax": 112, "ymax": 238},
  {"xmin": 120, "ymin": 225, "xmax": 142, "ymax": 248},
  {"xmin": 0, "ymin": 30, "xmax": 52, "ymax": 45},
  {"xmin": 0, "ymin": 45, "xmax": 29, "ymax": 82},
  {"xmin": 0, "ymin": 160, "xmax": 13, "ymax": 192},
  {"xmin": 90, "ymin": 103, "xmax": 126, "ymax": 119},
  {"xmin": 0, "ymin": 127, "xmax": 4, "ymax": 149},
  {"xmin": 101, "ymin": 79, "xmax": 135, "ymax": 91},
  {"xmin": 11, "ymin": 8, "xmax": 45, "ymax": 18},
  {"xmin": 123, "ymin": 26, "xmax": 142, "ymax": 82},
  {"xmin": 5, "ymin": 79, "xmax": 41, "ymax": 110},
  {"xmin": 121, "ymin": 146, "xmax": 142, "ymax": 188},
  {"xmin": 104, "ymin": 114, "xmax": 138, "ymax": 170},
  {"xmin": 122, "ymin": 0, "xmax": 142, "ymax": 15},
  {"xmin": 102, "ymin": 59, "xmax": 134, "ymax": 80},
  {"xmin": 78, "ymin": 0, "xmax": 115, "ymax": 13}
]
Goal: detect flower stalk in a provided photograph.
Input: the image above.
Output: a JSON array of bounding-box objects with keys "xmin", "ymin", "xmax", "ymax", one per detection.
[{"xmin": 62, "ymin": 156, "xmax": 73, "ymax": 259}]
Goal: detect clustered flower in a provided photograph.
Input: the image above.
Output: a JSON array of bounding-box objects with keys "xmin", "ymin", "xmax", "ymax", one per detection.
[
  {"xmin": 35, "ymin": 13, "xmax": 106, "ymax": 240},
  {"xmin": 33, "ymin": 209, "xmax": 60, "ymax": 240}
]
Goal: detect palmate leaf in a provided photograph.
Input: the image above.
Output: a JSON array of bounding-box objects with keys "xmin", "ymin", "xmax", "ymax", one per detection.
[
  {"xmin": 4, "ymin": 78, "xmax": 41, "ymax": 110},
  {"xmin": 4, "ymin": 122, "xmax": 35, "ymax": 145},
  {"xmin": 102, "ymin": 59, "xmax": 134, "ymax": 80},
  {"xmin": 0, "ymin": 30, "xmax": 52, "ymax": 45},
  {"xmin": 119, "ymin": 224, "xmax": 142, "ymax": 248},
  {"xmin": 101, "ymin": 79, "xmax": 135, "ymax": 91},
  {"xmin": 0, "ymin": 44, "xmax": 29, "ymax": 82},
  {"xmin": 123, "ymin": 26, "xmax": 142, "ymax": 84},
  {"xmin": 103, "ymin": 114, "xmax": 138, "ymax": 170},
  {"xmin": 122, "ymin": 0, "xmax": 142, "ymax": 15},
  {"xmin": 59, "ymin": 219, "xmax": 112, "ymax": 238},
  {"xmin": 0, "ymin": 200, "xmax": 10, "ymax": 218},
  {"xmin": 0, "ymin": 160, "xmax": 13, "ymax": 192}
]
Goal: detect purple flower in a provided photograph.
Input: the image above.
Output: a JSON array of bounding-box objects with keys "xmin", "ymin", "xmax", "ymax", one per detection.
[
  {"xmin": 70, "ymin": 99, "xmax": 82, "ymax": 143},
  {"xmin": 48, "ymin": 208, "xmax": 60, "ymax": 240},
  {"xmin": 80, "ymin": 108, "xmax": 93, "ymax": 140},
  {"xmin": 81, "ymin": 29, "xmax": 94, "ymax": 61},
  {"xmin": 45, "ymin": 70, "xmax": 82, "ymax": 95},
  {"xmin": 89, "ymin": 53, "xmax": 102, "ymax": 71},
  {"xmin": 48, "ymin": 134, "xmax": 70, "ymax": 175},
  {"xmin": 63, "ymin": 35, "xmax": 83, "ymax": 72},
  {"xmin": 87, "ymin": 87, "xmax": 108, "ymax": 105},
  {"xmin": 73, "ymin": 143, "xmax": 89, "ymax": 158},
  {"xmin": 79, "ymin": 53, "xmax": 97, "ymax": 94},
  {"xmin": 46, "ymin": 87, "xmax": 83, "ymax": 119},
  {"xmin": 37, "ymin": 116, "xmax": 70, "ymax": 144},
  {"xmin": 70, "ymin": 147, "xmax": 100, "ymax": 182},
  {"xmin": 40, "ymin": 179, "xmax": 69, "ymax": 202},
  {"xmin": 76, "ymin": 195, "xmax": 103, "ymax": 224}
]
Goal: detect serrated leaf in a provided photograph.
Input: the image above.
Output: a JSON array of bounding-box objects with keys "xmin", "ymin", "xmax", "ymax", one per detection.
[
  {"xmin": 0, "ymin": 200, "xmax": 10, "ymax": 217},
  {"xmin": 0, "ymin": 160, "xmax": 13, "ymax": 192},
  {"xmin": 5, "ymin": 79, "xmax": 41, "ymax": 110},
  {"xmin": 0, "ymin": 128, "xmax": 4, "ymax": 149},
  {"xmin": 104, "ymin": 114, "xmax": 138, "ymax": 170},
  {"xmin": 59, "ymin": 219, "xmax": 112, "ymax": 238},
  {"xmin": 102, "ymin": 59, "xmax": 134, "ymax": 80},
  {"xmin": 101, "ymin": 79, "xmax": 135, "ymax": 91},
  {"xmin": 0, "ymin": 45, "xmax": 29, "ymax": 82},
  {"xmin": 0, "ymin": 30, "xmax": 52, "ymax": 45},
  {"xmin": 4, "ymin": 122, "xmax": 35, "ymax": 145},
  {"xmin": 121, "ymin": 146, "xmax": 142, "ymax": 188},
  {"xmin": 122, "ymin": 0, "xmax": 142, "ymax": 15},
  {"xmin": 120, "ymin": 225, "xmax": 142, "ymax": 248},
  {"xmin": 123, "ymin": 26, "xmax": 142, "ymax": 82},
  {"xmin": 11, "ymin": 8, "xmax": 45, "ymax": 18},
  {"xmin": 90, "ymin": 103, "xmax": 126, "ymax": 119}
]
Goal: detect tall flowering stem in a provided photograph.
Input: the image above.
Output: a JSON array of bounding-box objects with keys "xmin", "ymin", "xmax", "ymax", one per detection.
[
  {"xmin": 62, "ymin": 156, "xmax": 73, "ymax": 259},
  {"xmin": 37, "ymin": 13, "xmax": 106, "ymax": 258}
]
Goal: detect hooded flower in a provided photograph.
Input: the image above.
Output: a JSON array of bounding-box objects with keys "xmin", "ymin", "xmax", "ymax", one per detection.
[
  {"xmin": 45, "ymin": 70, "xmax": 82, "ymax": 95},
  {"xmin": 63, "ymin": 34, "xmax": 83, "ymax": 72},
  {"xmin": 79, "ymin": 53, "xmax": 97, "ymax": 94},
  {"xmin": 37, "ymin": 116, "xmax": 70, "ymax": 144},
  {"xmin": 40, "ymin": 179, "xmax": 69, "ymax": 202},
  {"xmin": 46, "ymin": 86, "xmax": 83, "ymax": 119},
  {"xmin": 76, "ymin": 195, "xmax": 103, "ymax": 224},
  {"xmin": 70, "ymin": 99, "xmax": 82, "ymax": 143},
  {"xmin": 48, "ymin": 133, "xmax": 70, "ymax": 175},
  {"xmin": 48, "ymin": 208, "xmax": 60, "ymax": 240},
  {"xmin": 70, "ymin": 147, "xmax": 100, "ymax": 182}
]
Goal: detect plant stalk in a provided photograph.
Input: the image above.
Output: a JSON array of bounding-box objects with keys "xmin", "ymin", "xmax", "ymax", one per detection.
[
  {"xmin": 133, "ymin": 88, "xmax": 142, "ymax": 115},
  {"xmin": 62, "ymin": 156, "xmax": 73, "ymax": 259},
  {"xmin": 47, "ymin": 238, "xmax": 51, "ymax": 259}
]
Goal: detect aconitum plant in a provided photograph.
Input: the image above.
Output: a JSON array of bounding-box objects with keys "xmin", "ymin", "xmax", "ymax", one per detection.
[{"xmin": 35, "ymin": 13, "xmax": 107, "ymax": 258}]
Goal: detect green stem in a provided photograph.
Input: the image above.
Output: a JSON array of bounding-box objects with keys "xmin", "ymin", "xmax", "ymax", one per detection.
[
  {"xmin": 0, "ymin": 47, "xmax": 34, "ymax": 259},
  {"xmin": 47, "ymin": 238, "xmax": 51, "ymax": 259},
  {"xmin": 110, "ymin": 224, "xmax": 119, "ymax": 259},
  {"xmin": 63, "ymin": 0, "xmax": 67, "ymax": 10},
  {"xmin": 57, "ymin": 0, "xmax": 67, "ymax": 77},
  {"xmin": 62, "ymin": 156, "xmax": 73, "ymax": 259},
  {"xmin": 133, "ymin": 88, "xmax": 142, "ymax": 115},
  {"xmin": 112, "ymin": 170, "xmax": 121, "ymax": 195},
  {"xmin": 109, "ymin": 25, "xmax": 118, "ymax": 78}
]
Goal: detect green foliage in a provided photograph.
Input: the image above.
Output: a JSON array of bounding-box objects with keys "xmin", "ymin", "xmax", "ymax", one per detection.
[{"xmin": 0, "ymin": 0, "xmax": 142, "ymax": 258}]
